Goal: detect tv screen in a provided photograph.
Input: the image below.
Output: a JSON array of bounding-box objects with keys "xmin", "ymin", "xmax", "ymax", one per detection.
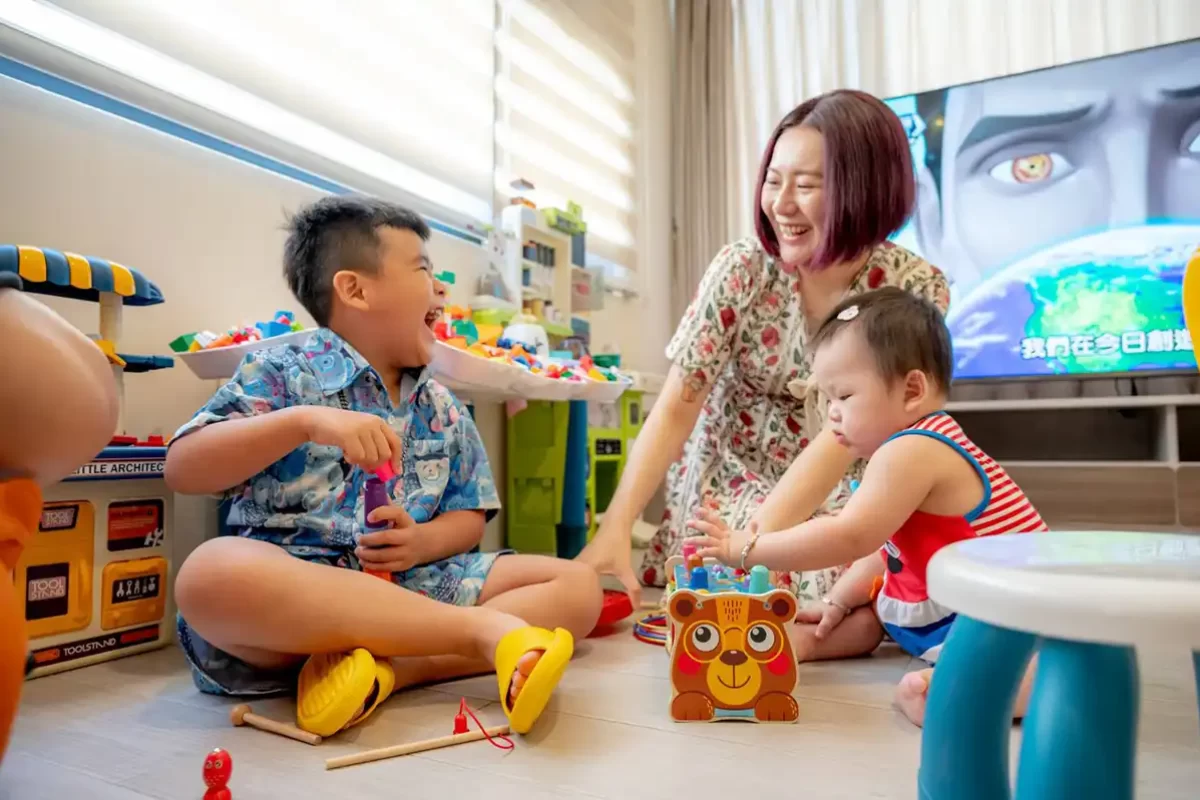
[{"xmin": 885, "ymin": 38, "xmax": 1200, "ymax": 381}]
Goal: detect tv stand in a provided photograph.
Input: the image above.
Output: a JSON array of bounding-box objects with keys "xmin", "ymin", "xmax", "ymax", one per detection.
[{"xmin": 946, "ymin": 390, "xmax": 1200, "ymax": 531}]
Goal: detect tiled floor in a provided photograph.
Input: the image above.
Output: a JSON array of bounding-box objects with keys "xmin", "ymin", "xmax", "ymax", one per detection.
[{"xmin": 3, "ymin": 622, "xmax": 1198, "ymax": 799}]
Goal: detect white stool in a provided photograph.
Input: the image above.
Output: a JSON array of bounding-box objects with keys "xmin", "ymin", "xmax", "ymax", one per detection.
[{"xmin": 918, "ymin": 530, "xmax": 1200, "ymax": 800}]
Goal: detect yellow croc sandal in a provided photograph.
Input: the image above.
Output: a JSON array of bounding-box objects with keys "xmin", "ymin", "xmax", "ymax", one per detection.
[
  {"xmin": 342, "ymin": 657, "xmax": 395, "ymax": 731},
  {"xmin": 496, "ymin": 626, "xmax": 574, "ymax": 735},
  {"xmin": 296, "ymin": 649, "xmax": 380, "ymax": 737}
]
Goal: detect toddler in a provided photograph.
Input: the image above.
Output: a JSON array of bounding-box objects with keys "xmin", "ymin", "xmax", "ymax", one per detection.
[
  {"xmin": 167, "ymin": 196, "xmax": 601, "ymax": 736},
  {"xmin": 689, "ymin": 286, "xmax": 1046, "ymax": 726}
]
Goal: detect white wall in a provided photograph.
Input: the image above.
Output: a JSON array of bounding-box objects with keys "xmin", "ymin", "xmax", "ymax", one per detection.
[{"xmin": 0, "ymin": 64, "xmax": 670, "ymax": 558}]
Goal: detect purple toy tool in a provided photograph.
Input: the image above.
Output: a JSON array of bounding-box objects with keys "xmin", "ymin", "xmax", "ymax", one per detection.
[{"xmin": 361, "ymin": 468, "xmax": 395, "ymax": 580}]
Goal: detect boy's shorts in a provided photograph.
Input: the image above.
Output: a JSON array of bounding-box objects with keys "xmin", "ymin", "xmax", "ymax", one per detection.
[{"xmin": 177, "ymin": 537, "xmax": 513, "ymax": 697}]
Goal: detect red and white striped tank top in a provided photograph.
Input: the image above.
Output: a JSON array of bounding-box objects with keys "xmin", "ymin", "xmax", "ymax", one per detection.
[{"xmin": 874, "ymin": 411, "xmax": 1047, "ymax": 630}]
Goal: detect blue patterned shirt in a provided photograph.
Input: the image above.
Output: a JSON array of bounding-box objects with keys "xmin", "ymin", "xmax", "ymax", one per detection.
[{"xmin": 172, "ymin": 328, "xmax": 501, "ymax": 559}]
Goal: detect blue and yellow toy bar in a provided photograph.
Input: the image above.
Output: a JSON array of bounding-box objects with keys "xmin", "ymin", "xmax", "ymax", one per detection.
[{"xmin": 0, "ymin": 244, "xmax": 163, "ymax": 306}]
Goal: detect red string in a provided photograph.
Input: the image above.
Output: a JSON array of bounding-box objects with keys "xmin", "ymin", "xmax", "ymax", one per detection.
[{"xmin": 459, "ymin": 697, "xmax": 514, "ymax": 751}]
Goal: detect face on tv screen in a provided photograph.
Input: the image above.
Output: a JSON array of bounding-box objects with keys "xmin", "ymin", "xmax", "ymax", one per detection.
[{"xmin": 886, "ymin": 39, "xmax": 1200, "ymax": 381}]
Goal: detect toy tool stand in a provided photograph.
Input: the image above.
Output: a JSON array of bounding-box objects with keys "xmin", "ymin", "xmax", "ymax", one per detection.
[
  {"xmin": 663, "ymin": 552, "xmax": 800, "ymax": 723},
  {"xmin": 0, "ymin": 245, "xmax": 176, "ymax": 678}
]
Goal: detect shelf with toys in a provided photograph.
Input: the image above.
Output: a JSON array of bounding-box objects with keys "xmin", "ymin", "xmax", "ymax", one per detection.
[
  {"xmin": 171, "ymin": 310, "xmax": 312, "ymax": 381},
  {"xmin": 0, "ymin": 244, "xmax": 176, "ymax": 678},
  {"xmin": 428, "ymin": 196, "xmax": 633, "ymax": 405}
]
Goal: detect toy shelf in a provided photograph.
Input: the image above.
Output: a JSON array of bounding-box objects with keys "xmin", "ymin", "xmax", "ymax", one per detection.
[
  {"xmin": 431, "ymin": 341, "xmax": 630, "ymax": 404},
  {"xmin": 0, "ymin": 244, "xmax": 173, "ymax": 437},
  {"xmin": 501, "ymin": 204, "xmax": 574, "ymax": 320},
  {"xmin": 0, "ymin": 244, "xmax": 177, "ymax": 680}
]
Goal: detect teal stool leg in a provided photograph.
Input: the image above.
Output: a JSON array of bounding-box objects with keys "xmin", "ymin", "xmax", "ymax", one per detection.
[
  {"xmin": 1014, "ymin": 639, "xmax": 1139, "ymax": 800},
  {"xmin": 919, "ymin": 615, "xmax": 1038, "ymax": 800},
  {"xmin": 1193, "ymin": 651, "xmax": 1200, "ymax": 733}
]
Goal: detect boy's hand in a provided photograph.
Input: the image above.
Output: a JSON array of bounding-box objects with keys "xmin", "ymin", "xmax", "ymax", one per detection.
[
  {"xmin": 793, "ymin": 602, "xmax": 848, "ymax": 640},
  {"xmin": 301, "ymin": 407, "xmax": 401, "ymax": 471},
  {"xmin": 357, "ymin": 504, "xmax": 426, "ymax": 572},
  {"xmin": 687, "ymin": 509, "xmax": 752, "ymax": 567}
]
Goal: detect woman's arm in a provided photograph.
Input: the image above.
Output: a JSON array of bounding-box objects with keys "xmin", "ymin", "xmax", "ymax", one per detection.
[
  {"xmin": 598, "ymin": 365, "xmax": 708, "ymax": 532},
  {"xmin": 576, "ymin": 365, "xmax": 710, "ymax": 605},
  {"xmin": 751, "ymin": 426, "xmax": 854, "ymax": 532}
]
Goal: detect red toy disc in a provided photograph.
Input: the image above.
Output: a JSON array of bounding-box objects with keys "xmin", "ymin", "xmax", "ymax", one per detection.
[{"xmin": 595, "ymin": 589, "xmax": 633, "ymax": 627}]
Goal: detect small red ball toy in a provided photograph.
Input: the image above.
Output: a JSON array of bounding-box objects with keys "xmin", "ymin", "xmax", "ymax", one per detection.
[{"xmin": 203, "ymin": 747, "xmax": 232, "ymax": 797}]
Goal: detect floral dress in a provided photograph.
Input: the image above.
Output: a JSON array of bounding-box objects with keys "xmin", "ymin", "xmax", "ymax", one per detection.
[{"xmin": 641, "ymin": 237, "xmax": 950, "ymax": 603}]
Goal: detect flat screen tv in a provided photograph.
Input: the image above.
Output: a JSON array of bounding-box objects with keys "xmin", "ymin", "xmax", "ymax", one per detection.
[{"xmin": 885, "ymin": 38, "xmax": 1200, "ymax": 381}]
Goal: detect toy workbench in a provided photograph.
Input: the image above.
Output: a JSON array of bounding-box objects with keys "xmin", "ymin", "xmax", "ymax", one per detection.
[
  {"xmin": 663, "ymin": 544, "xmax": 800, "ymax": 723},
  {"xmin": 1, "ymin": 245, "xmax": 176, "ymax": 677}
]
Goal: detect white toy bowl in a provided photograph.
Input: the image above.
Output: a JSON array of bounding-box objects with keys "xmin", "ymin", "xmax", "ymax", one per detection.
[{"xmin": 177, "ymin": 329, "xmax": 316, "ymax": 381}]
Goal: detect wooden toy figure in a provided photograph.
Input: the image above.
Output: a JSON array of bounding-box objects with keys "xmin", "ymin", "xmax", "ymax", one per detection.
[
  {"xmin": 202, "ymin": 747, "xmax": 233, "ymax": 800},
  {"xmin": 665, "ymin": 561, "xmax": 800, "ymax": 723}
]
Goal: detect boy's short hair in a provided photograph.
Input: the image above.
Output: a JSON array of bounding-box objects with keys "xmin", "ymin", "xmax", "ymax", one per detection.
[
  {"xmin": 283, "ymin": 195, "xmax": 430, "ymax": 326},
  {"xmin": 812, "ymin": 287, "xmax": 954, "ymax": 390}
]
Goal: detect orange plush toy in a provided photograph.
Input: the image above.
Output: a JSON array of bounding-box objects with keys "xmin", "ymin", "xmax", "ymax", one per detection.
[{"xmin": 0, "ymin": 274, "xmax": 118, "ymax": 760}]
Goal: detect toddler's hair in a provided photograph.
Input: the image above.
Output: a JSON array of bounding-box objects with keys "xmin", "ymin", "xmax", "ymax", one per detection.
[
  {"xmin": 811, "ymin": 287, "xmax": 953, "ymax": 390},
  {"xmin": 283, "ymin": 195, "xmax": 430, "ymax": 327}
]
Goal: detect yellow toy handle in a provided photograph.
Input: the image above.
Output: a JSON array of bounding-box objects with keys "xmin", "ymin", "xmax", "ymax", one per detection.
[{"xmin": 1183, "ymin": 246, "xmax": 1200, "ymax": 364}]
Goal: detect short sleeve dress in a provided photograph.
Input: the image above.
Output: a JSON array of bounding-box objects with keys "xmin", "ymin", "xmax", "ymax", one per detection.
[{"xmin": 641, "ymin": 236, "xmax": 950, "ymax": 603}]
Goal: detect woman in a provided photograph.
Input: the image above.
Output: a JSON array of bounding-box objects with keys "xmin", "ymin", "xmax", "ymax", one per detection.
[{"xmin": 579, "ymin": 89, "xmax": 949, "ymax": 613}]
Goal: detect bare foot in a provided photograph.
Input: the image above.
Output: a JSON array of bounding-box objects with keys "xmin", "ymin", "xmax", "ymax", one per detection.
[
  {"xmin": 480, "ymin": 613, "xmax": 546, "ymax": 708},
  {"xmin": 894, "ymin": 669, "xmax": 931, "ymax": 727},
  {"xmin": 381, "ymin": 614, "xmax": 546, "ymax": 708},
  {"xmin": 505, "ymin": 650, "xmax": 544, "ymax": 708}
]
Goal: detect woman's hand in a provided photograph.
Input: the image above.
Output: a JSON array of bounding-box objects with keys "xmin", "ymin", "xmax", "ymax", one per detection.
[
  {"xmin": 578, "ymin": 517, "xmax": 642, "ymax": 608},
  {"xmin": 688, "ymin": 509, "xmax": 754, "ymax": 567}
]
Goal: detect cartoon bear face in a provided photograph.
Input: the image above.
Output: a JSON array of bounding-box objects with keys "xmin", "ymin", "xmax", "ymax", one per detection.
[{"xmin": 667, "ymin": 589, "xmax": 797, "ymax": 712}]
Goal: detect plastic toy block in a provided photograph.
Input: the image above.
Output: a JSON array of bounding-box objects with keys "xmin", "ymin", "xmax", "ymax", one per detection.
[
  {"xmin": 255, "ymin": 320, "xmax": 291, "ymax": 338},
  {"xmin": 168, "ymin": 333, "xmax": 196, "ymax": 353},
  {"xmin": 663, "ymin": 555, "xmax": 799, "ymax": 723}
]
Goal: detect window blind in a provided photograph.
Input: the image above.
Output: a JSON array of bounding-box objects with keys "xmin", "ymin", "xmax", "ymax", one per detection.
[
  {"xmin": 0, "ymin": 0, "xmax": 496, "ymax": 227},
  {"xmin": 494, "ymin": 0, "xmax": 638, "ymax": 270}
]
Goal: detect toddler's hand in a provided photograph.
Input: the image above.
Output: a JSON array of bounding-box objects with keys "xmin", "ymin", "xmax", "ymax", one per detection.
[
  {"xmin": 357, "ymin": 504, "xmax": 425, "ymax": 573},
  {"xmin": 794, "ymin": 602, "xmax": 848, "ymax": 640},
  {"xmin": 301, "ymin": 406, "xmax": 401, "ymax": 472},
  {"xmin": 687, "ymin": 509, "xmax": 751, "ymax": 566}
]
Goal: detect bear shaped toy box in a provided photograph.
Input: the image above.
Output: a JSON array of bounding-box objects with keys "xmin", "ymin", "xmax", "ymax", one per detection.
[{"xmin": 663, "ymin": 554, "xmax": 799, "ymax": 723}]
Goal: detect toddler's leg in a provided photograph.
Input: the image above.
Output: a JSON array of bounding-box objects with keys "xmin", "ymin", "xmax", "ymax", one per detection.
[
  {"xmin": 791, "ymin": 609, "xmax": 884, "ymax": 662},
  {"xmin": 387, "ymin": 554, "xmax": 603, "ymax": 692},
  {"xmin": 894, "ymin": 658, "xmax": 1038, "ymax": 728}
]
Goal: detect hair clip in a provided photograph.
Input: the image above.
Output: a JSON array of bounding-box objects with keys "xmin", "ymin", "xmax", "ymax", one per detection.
[{"xmin": 837, "ymin": 305, "xmax": 859, "ymax": 321}]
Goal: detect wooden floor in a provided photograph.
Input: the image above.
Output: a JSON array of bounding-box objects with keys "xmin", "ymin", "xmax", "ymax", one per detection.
[{"xmin": 3, "ymin": 618, "xmax": 1199, "ymax": 799}]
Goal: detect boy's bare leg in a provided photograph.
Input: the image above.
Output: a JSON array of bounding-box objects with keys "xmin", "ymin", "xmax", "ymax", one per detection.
[
  {"xmin": 894, "ymin": 657, "xmax": 1038, "ymax": 727},
  {"xmin": 387, "ymin": 554, "xmax": 603, "ymax": 691},
  {"xmin": 177, "ymin": 539, "xmax": 603, "ymax": 698},
  {"xmin": 175, "ymin": 537, "xmax": 561, "ymax": 700},
  {"xmin": 791, "ymin": 610, "xmax": 885, "ymax": 662}
]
